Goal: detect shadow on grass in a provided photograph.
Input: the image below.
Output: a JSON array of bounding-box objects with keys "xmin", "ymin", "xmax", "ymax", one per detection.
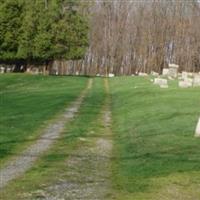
[{"xmin": 112, "ymin": 138, "xmax": 200, "ymax": 193}]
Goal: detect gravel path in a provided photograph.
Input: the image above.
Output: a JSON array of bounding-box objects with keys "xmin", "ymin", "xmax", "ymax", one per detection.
[
  {"xmin": 0, "ymin": 79, "xmax": 93, "ymax": 189},
  {"xmin": 34, "ymin": 79, "xmax": 113, "ymax": 200}
]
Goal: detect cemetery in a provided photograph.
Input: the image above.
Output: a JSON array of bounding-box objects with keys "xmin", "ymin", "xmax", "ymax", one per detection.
[
  {"xmin": 0, "ymin": 1, "xmax": 200, "ymax": 200},
  {"xmin": 1, "ymin": 73, "xmax": 200, "ymax": 200}
]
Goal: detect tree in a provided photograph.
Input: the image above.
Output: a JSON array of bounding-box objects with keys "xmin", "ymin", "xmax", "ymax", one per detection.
[
  {"xmin": 0, "ymin": 0, "xmax": 89, "ymax": 71},
  {"xmin": 82, "ymin": 0, "xmax": 200, "ymax": 75},
  {"xmin": 0, "ymin": 0, "xmax": 24, "ymax": 70}
]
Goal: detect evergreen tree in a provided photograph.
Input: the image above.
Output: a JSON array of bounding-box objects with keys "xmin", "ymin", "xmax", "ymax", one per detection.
[
  {"xmin": 0, "ymin": 0, "xmax": 89, "ymax": 70},
  {"xmin": 53, "ymin": 0, "xmax": 89, "ymax": 60},
  {"xmin": 0, "ymin": 0, "xmax": 24, "ymax": 65}
]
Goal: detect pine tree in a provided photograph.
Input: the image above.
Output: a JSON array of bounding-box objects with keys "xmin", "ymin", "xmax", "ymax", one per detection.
[
  {"xmin": 52, "ymin": 0, "xmax": 89, "ymax": 60},
  {"xmin": 0, "ymin": 0, "xmax": 89, "ymax": 71},
  {"xmin": 0, "ymin": 0, "xmax": 24, "ymax": 66}
]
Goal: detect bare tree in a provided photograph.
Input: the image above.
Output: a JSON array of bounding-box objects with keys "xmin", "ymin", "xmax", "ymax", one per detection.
[{"xmin": 57, "ymin": 0, "xmax": 200, "ymax": 76}]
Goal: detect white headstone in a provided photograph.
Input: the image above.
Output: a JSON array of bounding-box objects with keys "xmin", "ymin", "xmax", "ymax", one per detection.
[
  {"xmin": 75, "ymin": 71, "xmax": 79, "ymax": 76},
  {"xmin": 154, "ymin": 78, "xmax": 168, "ymax": 85},
  {"xmin": 108, "ymin": 73, "xmax": 115, "ymax": 78},
  {"xmin": 178, "ymin": 81, "xmax": 192, "ymax": 88},
  {"xmin": 162, "ymin": 68, "xmax": 169, "ymax": 76},
  {"xmin": 0, "ymin": 67, "xmax": 4, "ymax": 73},
  {"xmin": 26, "ymin": 68, "xmax": 31, "ymax": 73},
  {"xmin": 182, "ymin": 71, "xmax": 188, "ymax": 80},
  {"xmin": 193, "ymin": 75, "xmax": 200, "ymax": 87},
  {"xmin": 138, "ymin": 72, "xmax": 148, "ymax": 76},
  {"xmin": 195, "ymin": 118, "xmax": 200, "ymax": 137},
  {"xmin": 154, "ymin": 78, "xmax": 168, "ymax": 88},
  {"xmin": 169, "ymin": 63, "xmax": 179, "ymax": 68}
]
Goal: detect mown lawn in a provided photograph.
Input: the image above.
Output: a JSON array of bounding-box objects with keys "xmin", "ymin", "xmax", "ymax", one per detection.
[
  {"xmin": 2, "ymin": 75, "xmax": 200, "ymax": 199},
  {"xmin": 0, "ymin": 78, "xmax": 107, "ymax": 200},
  {"xmin": 0, "ymin": 74, "xmax": 87, "ymax": 164},
  {"xmin": 109, "ymin": 77, "xmax": 200, "ymax": 199}
]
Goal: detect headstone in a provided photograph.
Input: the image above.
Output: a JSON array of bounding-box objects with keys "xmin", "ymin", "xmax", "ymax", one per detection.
[
  {"xmin": 151, "ymin": 71, "xmax": 159, "ymax": 76},
  {"xmin": 182, "ymin": 71, "xmax": 188, "ymax": 80},
  {"xmin": 6, "ymin": 67, "xmax": 11, "ymax": 73},
  {"xmin": 178, "ymin": 80, "xmax": 192, "ymax": 88},
  {"xmin": 154, "ymin": 78, "xmax": 168, "ymax": 88},
  {"xmin": 154, "ymin": 78, "xmax": 167, "ymax": 85},
  {"xmin": 0, "ymin": 67, "xmax": 4, "ymax": 73},
  {"xmin": 179, "ymin": 77, "xmax": 193, "ymax": 85},
  {"xmin": 138, "ymin": 72, "xmax": 148, "ymax": 76},
  {"xmin": 188, "ymin": 72, "xmax": 193, "ymax": 77},
  {"xmin": 75, "ymin": 71, "xmax": 79, "ymax": 76},
  {"xmin": 195, "ymin": 118, "xmax": 200, "ymax": 137},
  {"xmin": 168, "ymin": 63, "xmax": 179, "ymax": 78},
  {"xmin": 162, "ymin": 68, "xmax": 169, "ymax": 76},
  {"xmin": 108, "ymin": 73, "xmax": 115, "ymax": 78},
  {"xmin": 26, "ymin": 68, "xmax": 31, "ymax": 73},
  {"xmin": 193, "ymin": 75, "xmax": 200, "ymax": 87}
]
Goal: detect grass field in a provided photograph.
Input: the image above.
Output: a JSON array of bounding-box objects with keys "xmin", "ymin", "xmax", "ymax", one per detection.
[
  {"xmin": 1, "ymin": 78, "xmax": 107, "ymax": 200},
  {"xmin": 0, "ymin": 74, "xmax": 87, "ymax": 164},
  {"xmin": 109, "ymin": 77, "xmax": 200, "ymax": 199},
  {"xmin": 1, "ymin": 75, "xmax": 200, "ymax": 199}
]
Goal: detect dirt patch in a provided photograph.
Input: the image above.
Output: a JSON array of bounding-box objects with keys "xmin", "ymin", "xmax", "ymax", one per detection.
[{"xmin": 0, "ymin": 79, "xmax": 93, "ymax": 189}]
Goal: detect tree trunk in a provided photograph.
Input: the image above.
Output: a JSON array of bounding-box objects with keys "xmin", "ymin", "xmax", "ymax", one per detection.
[{"xmin": 13, "ymin": 63, "xmax": 21, "ymax": 72}]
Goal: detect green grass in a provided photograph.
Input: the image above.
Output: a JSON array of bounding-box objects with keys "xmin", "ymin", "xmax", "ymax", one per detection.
[
  {"xmin": 0, "ymin": 78, "xmax": 107, "ymax": 200},
  {"xmin": 2, "ymin": 75, "xmax": 200, "ymax": 199},
  {"xmin": 109, "ymin": 76, "xmax": 200, "ymax": 199},
  {"xmin": 0, "ymin": 74, "xmax": 87, "ymax": 164}
]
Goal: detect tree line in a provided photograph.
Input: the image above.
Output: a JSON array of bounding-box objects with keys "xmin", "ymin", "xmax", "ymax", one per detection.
[
  {"xmin": 0, "ymin": 0, "xmax": 88, "ymax": 72},
  {"xmin": 0, "ymin": 0, "xmax": 200, "ymax": 75},
  {"xmin": 82, "ymin": 0, "xmax": 200, "ymax": 75}
]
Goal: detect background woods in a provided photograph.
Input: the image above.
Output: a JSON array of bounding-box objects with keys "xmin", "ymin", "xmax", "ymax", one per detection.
[
  {"xmin": 0, "ymin": 0, "xmax": 200, "ymax": 75},
  {"xmin": 84, "ymin": 0, "xmax": 200, "ymax": 75}
]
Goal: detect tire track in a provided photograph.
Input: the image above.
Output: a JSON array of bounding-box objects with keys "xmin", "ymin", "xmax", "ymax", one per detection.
[
  {"xmin": 0, "ymin": 79, "xmax": 93, "ymax": 189},
  {"xmin": 40, "ymin": 78, "xmax": 113, "ymax": 200}
]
